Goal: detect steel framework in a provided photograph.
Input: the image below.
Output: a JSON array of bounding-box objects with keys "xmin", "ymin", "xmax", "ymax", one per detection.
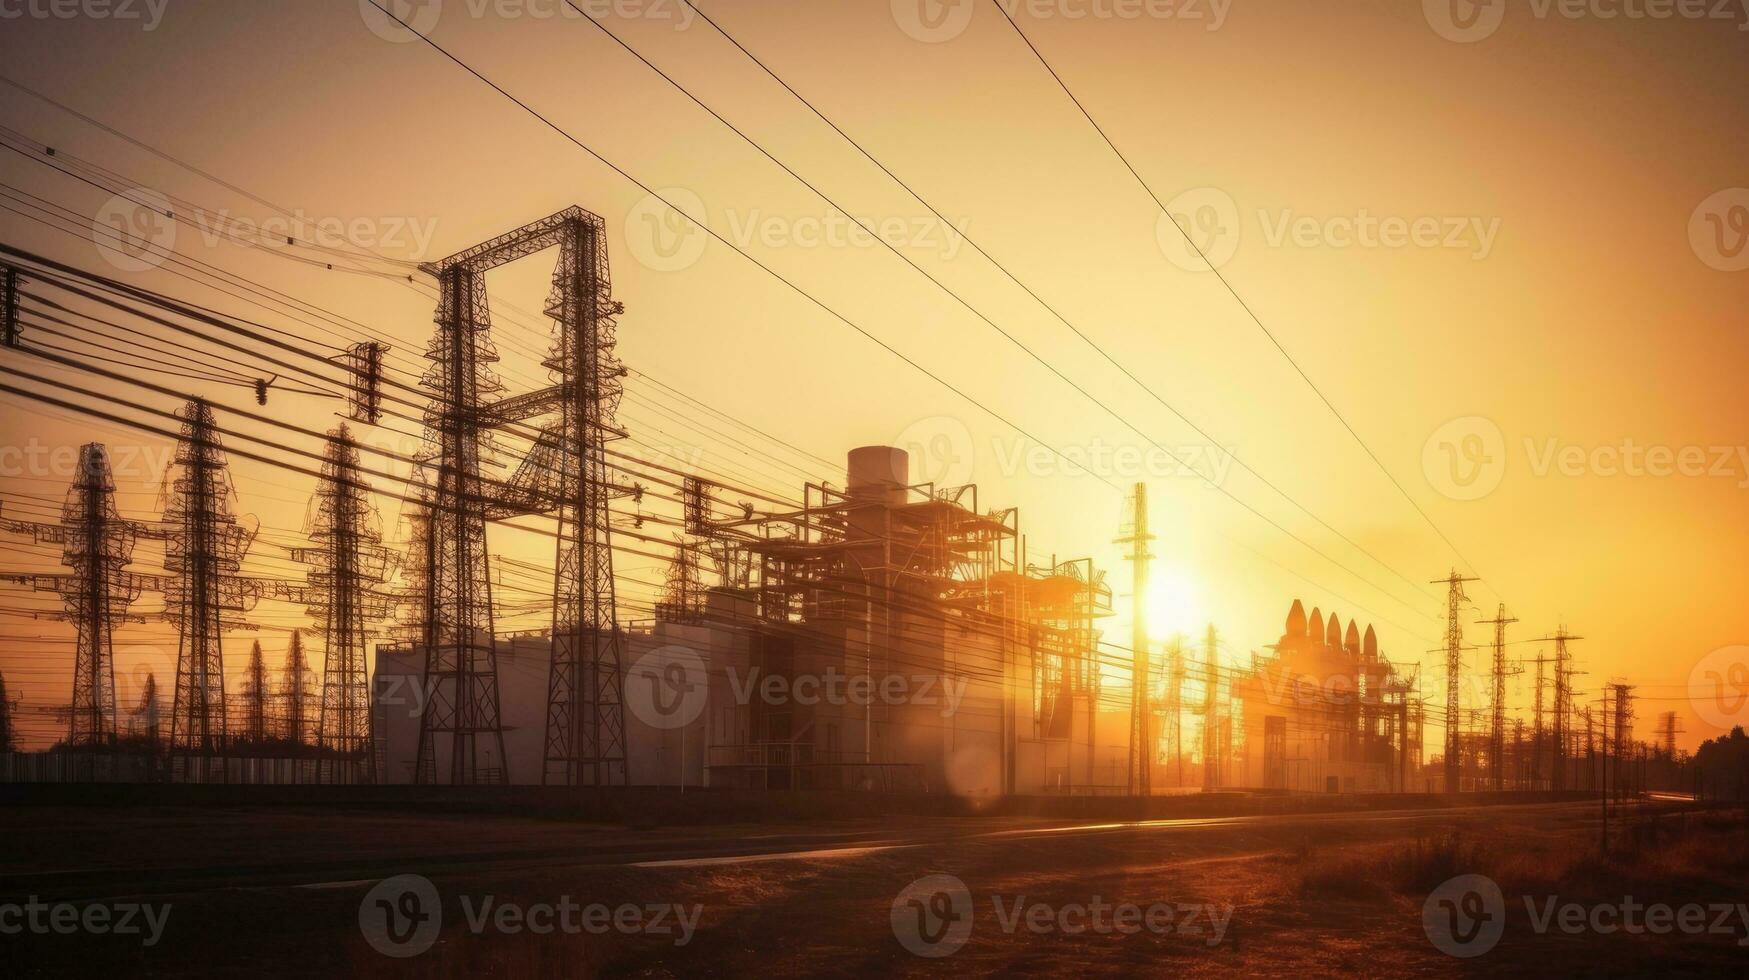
[
  {"xmin": 300, "ymin": 426, "xmax": 393, "ymax": 782},
  {"xmin": 1434, "ymin": 571, "xmax": 1477, "ymax": 794},
  {"xmin": 413, "ymin": 207, "xmax": 631, "ymax": 787},
  {"xmin": 0, "ymin": 444, "xmax": 142, "ymax": 751},
  {"xmin": 1478, "ymin": 604, "xmax": 1517, "ymax": 792},
  {"xmin": 165, "ymin": 399, "xmax": 256, "ymax": 780}
]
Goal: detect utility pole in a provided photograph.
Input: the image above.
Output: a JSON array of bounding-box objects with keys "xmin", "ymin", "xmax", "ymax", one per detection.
[
  {"xmin": 1433, "ymin": 571, "xmax": 1477, "ymax": 793},
  {"xmin": 1478, "ymin": 605, "xmax": 1517, "ymax": 792},
  {"xmin": 1116, "ymin": 483, "xmax": 1154, "ymax": 798},
  {"xmin": 1202, "ymin": 625, "xmax": 1219, "ymax": 792},
  {"xmin": 1168, "ymin": 637, "xmax": 1184, "ymax": 787},
  {"xmin": 1600, "ymin": 687, "xmax": 1610, "ymax": 851}
]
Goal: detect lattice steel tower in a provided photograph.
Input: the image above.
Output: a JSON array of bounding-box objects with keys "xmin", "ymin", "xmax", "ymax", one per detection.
[
  {"xmin": 414, "ymin": 207, "xmax": 630, "ymax": 786},
  {"xmin": 0, "ymin": 444, "xmax": 142, "ymax": 750},
  {"xmin": 1478, "ymin": 604, "xmax": 1517, "ymax": 793},
  {"xmin": 301, "ymin": 426, "xmax": 392, "ymax": 783},
  {"xmin": 540, "ymin": 209, "xmax": 630, "ymax": 787},
  {"xmin": 165, "ymin": 399, "xmax": 255, "ymax": 780},
  {"xmin": 1434, "ymin": 571, "xmax": 1477, "ymax": 793}
]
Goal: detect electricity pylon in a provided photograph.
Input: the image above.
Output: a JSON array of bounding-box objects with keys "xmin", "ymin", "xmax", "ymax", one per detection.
[
  {"xmin": 1477, "ymin": 604, "xmax": 1518, "ymax": 792},
  {"xmin": 1433, "ymin": 571, "xmax": 1478, "ymax": 793}
]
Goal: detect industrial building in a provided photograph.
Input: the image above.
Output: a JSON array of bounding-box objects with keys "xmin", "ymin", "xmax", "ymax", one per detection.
[
  {"xmin": 374, "ymin": 446, "xmax": 1134, "ymax": 795},
  {"xmin": 1227, "ymin": 600, "xmax": 1421, "ymax": 793}
]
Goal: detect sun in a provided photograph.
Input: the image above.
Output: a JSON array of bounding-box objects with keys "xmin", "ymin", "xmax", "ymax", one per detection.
[{"xmin": 1143, "ymin": 565, "xmax": 1203, "ymax": 640}]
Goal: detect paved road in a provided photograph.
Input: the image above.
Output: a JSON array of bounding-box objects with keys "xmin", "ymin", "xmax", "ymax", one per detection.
[{"xmin": 0, "ymin": 797, "xmax": 1668, "ymax": 903}]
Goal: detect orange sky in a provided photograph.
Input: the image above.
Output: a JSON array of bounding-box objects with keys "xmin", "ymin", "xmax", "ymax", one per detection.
[{"xmin": 0, "ymin": 1, "xmax": 1745, "ymax": 750}]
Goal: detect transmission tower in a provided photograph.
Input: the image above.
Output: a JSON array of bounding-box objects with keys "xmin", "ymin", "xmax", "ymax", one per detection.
[
  {"xmin": 414, "ymin": 208, "xmax": 632, "ymax": 786},
  {"xmin": 0, "ymin": 445, "xmax": 146, "ymax": 752},
  {"xmin": 1610, "ymin": 683, "xmax": 1634, "ymax": 804},
  {"xmin": 129, "ymin": 672, "xmax": 161, "ymax": 746},
  {"xmin": 1546, "ymin": 627, "xmax": 1582, "ymax": 790},
  {"xmin": 241, "ymin": 640, "xmax": 269, "ymax": 744},
  {"xmin": 655, "ymin": 535, "xmax": 705, "ymax": 623},
  {"xmin": 1433, "ymin": 571, "xmax": 1477, "ymax": 793},
  {"xmin": 1116, "ymin": 483, "xmax": 1154, "ymax": 797},
  {"xmin": 1656, "ymin": 711, "xmax": 1681, "ymax": 758},
  {"xmin": 1477, "ymin": 604, "xmax": 1518, "ymax": 792},
  {"xmin": 165, "ymin": 399, "xmax": 257, "ymax": 781},
  {"xmin": 297, "ymin": 426, "xmax": 393, "ymax": 783},
  {"xmin": 341, "ymin": 341, "xmax": 387, "ymax": 424},
  {"xmin": 279, "ymin": 630, "xmax": 317, "ymax": 747}
]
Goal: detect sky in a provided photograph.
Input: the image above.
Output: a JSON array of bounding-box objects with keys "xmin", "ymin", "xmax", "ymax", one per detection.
[{"xmin": 0, "ymin": 0, "xmax": 1745, "ymax": 751}]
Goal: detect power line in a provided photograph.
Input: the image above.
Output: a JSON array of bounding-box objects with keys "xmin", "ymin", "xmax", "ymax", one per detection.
[{"xmin": 984, "ymin": 0, "xmax": 1493, "ymax": 597}]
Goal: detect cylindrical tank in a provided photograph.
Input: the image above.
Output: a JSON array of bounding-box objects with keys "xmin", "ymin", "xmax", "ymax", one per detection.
[{"xmin": 846, "ymin": 446, "xmax": 909, "ymax": 505}]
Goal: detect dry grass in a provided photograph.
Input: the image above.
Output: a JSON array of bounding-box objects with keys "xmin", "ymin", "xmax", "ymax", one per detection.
[{"xmin": 1292, "ymin": 808, "xmax": 1749, "ymax": 904}]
